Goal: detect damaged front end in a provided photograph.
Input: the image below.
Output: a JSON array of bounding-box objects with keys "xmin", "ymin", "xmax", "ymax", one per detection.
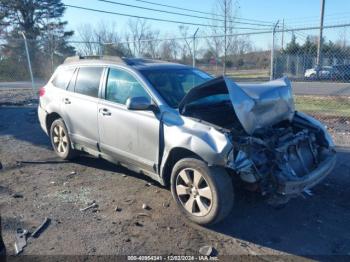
[
  {"xmin": 179, "ymin": 76, "xmax": 336, "ymax": 199},
  {"xmin": 227, "ymin": 114, "xmax": 336, "ymax": 197}
]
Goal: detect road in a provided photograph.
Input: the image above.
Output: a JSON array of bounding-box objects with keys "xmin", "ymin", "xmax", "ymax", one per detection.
[
  {"xmin": 1, "ymin": 80, "xmax": 350, "ymax": 96},
  {"xmin": 292, "ymin": 81, "xmax": 350, "ymax": 96}
]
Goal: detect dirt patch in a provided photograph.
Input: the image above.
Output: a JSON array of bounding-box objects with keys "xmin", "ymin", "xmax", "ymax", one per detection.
[{"xmin": 0, "ymin": 88, "xmax": 38, "ymax": 107}]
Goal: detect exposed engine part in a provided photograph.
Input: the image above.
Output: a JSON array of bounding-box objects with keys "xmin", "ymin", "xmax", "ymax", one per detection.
[{"xmin": 227, "ymin": 117, "xmax": 335, "ymax": 196}]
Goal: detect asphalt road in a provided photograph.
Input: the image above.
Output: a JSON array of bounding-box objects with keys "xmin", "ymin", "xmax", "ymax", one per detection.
[
  {"xmin": 292, "ymin": 81, "xmax": 350, "ymax": 96},
  {"xmin": 1, "ymin": 80, "xmax": 350, "ymax": 96}
]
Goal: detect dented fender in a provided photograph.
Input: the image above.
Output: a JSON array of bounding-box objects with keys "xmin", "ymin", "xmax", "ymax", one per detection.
[{"xmin": 159, "ymin": 110, "xmax": 232, "ymax": 179}]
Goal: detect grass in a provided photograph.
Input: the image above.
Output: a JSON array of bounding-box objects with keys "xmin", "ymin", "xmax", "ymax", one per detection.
[
  {"xmin": 294, "ymin": 95, "xmax": 350, "ymax": 117},
  {"xmin": 226, "ymin": 72, "xmax": 269, "ymax": 79}
]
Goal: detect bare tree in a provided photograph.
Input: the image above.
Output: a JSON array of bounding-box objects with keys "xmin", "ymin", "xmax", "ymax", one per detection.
[
  {"xmin": 126, "ymin": 18, "xmax": 150, "ymax": 57},
  {"xmin": 77, "ymin": 23, "xmax": 99, "ymax": 55},
  {"xmin": 144, "ymin": 29, "xmax": 160, "ymax": 58},
  {"xmin": 77, "ymin": 22, "xmax": 127, "ymax": 56},
  {"xmin": 169, "ymin": 38, "xmax": 180, "ymax": 60},
  {"xmin": 178, "ymin": 25, "xmax": 193, "ymax": 63},
  {"xmin": 160, "ymin": 38, "xmax": 180, "ymax": 61},
  {"xmin": 207, "ymin": 0, "xmax": 239, "ymax": 74}
]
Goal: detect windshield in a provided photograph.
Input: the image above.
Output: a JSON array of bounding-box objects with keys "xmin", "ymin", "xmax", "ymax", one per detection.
[{"xmin": 140, "ymin": 68, "xmax": 213, "ymax": 108}]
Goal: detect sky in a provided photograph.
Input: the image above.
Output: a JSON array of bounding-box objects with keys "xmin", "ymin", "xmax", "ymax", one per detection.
[{"xmin": 62, "ymin": 0, "xmax": 350, "ymax": 50}]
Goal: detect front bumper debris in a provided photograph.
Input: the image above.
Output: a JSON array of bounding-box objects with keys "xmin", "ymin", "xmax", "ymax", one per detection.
[{"xmin": 276, "ymin": 150, "xmax": 336, "ymax": 195}]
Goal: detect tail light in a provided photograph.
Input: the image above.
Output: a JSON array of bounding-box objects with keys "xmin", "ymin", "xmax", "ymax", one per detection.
[{"xmin": 39, "ymin": 87, "xmax": 45, "ymax": 97}]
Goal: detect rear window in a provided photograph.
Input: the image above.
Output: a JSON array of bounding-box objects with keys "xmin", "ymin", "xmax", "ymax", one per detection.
[
  {"xmin": 51, "ymin": 67, "xmax": 75, "ymax": 89},
  {"xmin": 75, "ymin": 67, "xmax": 104, "ymax": 98}
]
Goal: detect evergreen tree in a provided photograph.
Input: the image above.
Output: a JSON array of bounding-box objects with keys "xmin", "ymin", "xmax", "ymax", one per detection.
[{"xmin": 0, "ymin": 0, "xmax": 75, "ymax": 79}]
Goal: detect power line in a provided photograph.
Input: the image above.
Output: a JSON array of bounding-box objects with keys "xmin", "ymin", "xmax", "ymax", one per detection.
[
  {"xmin": 96, "ymin": 0, "xmax": 272, "ymax": 27},
  {"xmin": 64, "ymin": 4, "xmax": 270, "ymax": 31},
  {"xmin": 132, "ymin": 0, "xmax": 273, "ymax": 24},
  {"xmin": 2, "ymin": 22, "xmax": 349, "ymax": 44},
  {"xmin": 72, "ymin": 22, "xmax": 350, "ymax": 43}
]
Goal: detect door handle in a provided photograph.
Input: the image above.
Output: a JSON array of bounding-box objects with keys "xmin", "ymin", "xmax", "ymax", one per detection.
[
  {"xmin": 99, "ymin": 108, "xmax": 111, "ymax": 116},
  {"xmin": 63, "ymin": 98, "xmax": 71, "ymax": 104}
]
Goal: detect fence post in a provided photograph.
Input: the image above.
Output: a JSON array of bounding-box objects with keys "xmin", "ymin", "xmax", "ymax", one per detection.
[
  {"xmin": 20, "ymin": 32, "xmax": 35, "ymax": 95},
  {"xmin": 270, "ymin": 21, "xmax": 279, "ymax": 80}
]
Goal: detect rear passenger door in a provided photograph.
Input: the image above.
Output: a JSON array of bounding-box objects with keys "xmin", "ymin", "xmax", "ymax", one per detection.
[{"xmin": 61, "ymin": 66, "xmax": 104, "ymax": 151}]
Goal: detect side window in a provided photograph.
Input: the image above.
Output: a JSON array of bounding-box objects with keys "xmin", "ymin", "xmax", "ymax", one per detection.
[
  {"xmin": 106, "ymin": 68, "xmax": 150, "ymax": 104},
  {"xmin": 51, "ymin": 67, "xmax": 75, "ymax": 89},
  {"xmin": 75, "ymin": 67, "xmax": 104, "ymax": 98}
]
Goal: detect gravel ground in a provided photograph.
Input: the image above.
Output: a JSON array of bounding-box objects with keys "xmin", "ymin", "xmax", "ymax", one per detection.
[{"xmin": 1, "ymin": 89, "xmax": 350, "ymax": 259}]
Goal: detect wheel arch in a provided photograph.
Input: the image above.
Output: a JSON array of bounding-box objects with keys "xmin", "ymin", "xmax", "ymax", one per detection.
[
  {"xmin": 160, "ymin": 147, "xmax": 204, "ymax": 187},
  {"xmin": 46, "ymin": 112, "xmax": 63, "ymax": 135}
]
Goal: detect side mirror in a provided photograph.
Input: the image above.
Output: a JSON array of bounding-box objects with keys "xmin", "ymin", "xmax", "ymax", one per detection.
[{"xmin": 126, "ymin": 96, "xmax": 153, "ymax": 111}]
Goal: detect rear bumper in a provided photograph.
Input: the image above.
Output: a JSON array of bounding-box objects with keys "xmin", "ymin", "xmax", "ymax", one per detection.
[
  {"xmin": 38, "ymin": 105, "xmax": 48, "ymax": 135},
  {"xmin": 277, "ymin": 150, "xmax": 337, "ymax": 195}
]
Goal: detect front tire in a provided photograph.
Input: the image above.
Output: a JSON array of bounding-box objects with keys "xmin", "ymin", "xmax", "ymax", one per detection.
[
  {"xmin": 50, "ymin": 118, "xmax": 77, "ymax": 160},
  {"xmin": 170, "ymin": 158, "xmax": 234, "ymax": 225}
]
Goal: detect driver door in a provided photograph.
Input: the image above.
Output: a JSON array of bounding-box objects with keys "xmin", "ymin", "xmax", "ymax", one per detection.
[{"xmin": 97, "ymin": 67, "xmax": 160, "ymax": 173}]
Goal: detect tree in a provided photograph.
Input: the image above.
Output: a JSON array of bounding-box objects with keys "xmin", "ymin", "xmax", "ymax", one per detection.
[
  {"xmin": 0, "ymin": 0, "xmax": 74, "ymax": 79},
  {"xmin": 159, "ymin": 38, "xmax": 180, "ymax": 61},
  {"xmin": 178, "ymin": 25, "xmax": 194, "ymax": 64},
  {"xmin": 144, "ymin": 29, "xmax": 160, "ymax": 59},
  {"xmin": 284, "ymin": 34, "xmax": 300, "ymax": 55},
  {"xmin": 206, "ymin": 0, "xmax": 248, "ymax": 74},
  {"xmin": 125, "ymin": 18, "xmax": 157, "ymax": 57},
  {"xmin": 77, "ymin": 22, "xmax": 129, "ymax": 57}
]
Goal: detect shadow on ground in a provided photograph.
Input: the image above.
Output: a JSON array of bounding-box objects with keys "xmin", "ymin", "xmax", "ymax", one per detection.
[{"xmin": 0, "ymin": 106, "xmax": 49, "ymax": 148}]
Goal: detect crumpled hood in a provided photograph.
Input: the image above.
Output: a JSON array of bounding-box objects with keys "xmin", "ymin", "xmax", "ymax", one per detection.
[{"xmin": 179, "ymin": 76, "xmax": 295, "ymax": 135}]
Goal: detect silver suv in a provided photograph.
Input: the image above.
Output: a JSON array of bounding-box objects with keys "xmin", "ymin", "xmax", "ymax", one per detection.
[{"xmin": 38, "ymin": 56, "xmax": 336, "ymax": 225}]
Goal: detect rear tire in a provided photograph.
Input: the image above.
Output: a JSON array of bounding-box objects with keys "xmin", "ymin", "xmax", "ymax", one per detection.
[
  {"xmin": 170, "ymin": 158, "xmax": 234, "ymax": 225},
  {"xmin": 50, "ymin": 118, "xmax": 77, "ymax": 160}
]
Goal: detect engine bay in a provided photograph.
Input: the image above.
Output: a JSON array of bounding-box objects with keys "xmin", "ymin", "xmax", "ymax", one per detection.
[{"xmin": 227, "ymin": 113, "xmax": 335, "ymax": 196}]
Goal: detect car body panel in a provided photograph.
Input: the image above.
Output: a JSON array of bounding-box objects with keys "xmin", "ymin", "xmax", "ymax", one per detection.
[
  {"xmin": 97, "ymin": 99, "xmax": 160, "ymax": 172},
  {"xmin": 179, "ymin": 76, "xmax": 294, "ymax": 135}
]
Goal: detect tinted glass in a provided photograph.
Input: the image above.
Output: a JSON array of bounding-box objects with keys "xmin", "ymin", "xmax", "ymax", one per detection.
[
  {"xmin": 52, "ymin": 67, "xmax": 75, "ymax": 89},
  {"xmin": 75, "ymin": 67, "xmax": 104, "ymax": 98},
  {"xmin": 140, "ymin": 68, "xmax": 212, "ymax": 108},
  {"xmin": 106, "ymin": 68, "xmax": 150, "ymax": 104}
]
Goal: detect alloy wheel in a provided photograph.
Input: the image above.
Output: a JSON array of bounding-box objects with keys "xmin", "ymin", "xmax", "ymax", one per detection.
[
  {"xmin": 175, "ymin": 168, "xmax": 213, "ymax": 217},
  {"xmin": 52, "ymin": 125, "xmax": 68, "ymax": 154}
]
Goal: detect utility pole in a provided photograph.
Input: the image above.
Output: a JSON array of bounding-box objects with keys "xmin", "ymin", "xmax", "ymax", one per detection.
[
  {"xmin": 20, "ymin": 31, "xmax": 35, "ymax": 95},
  {"xmin": 223, "ymin": 0, "xmax": 227, "ymax": 75},
  {"xmin": 192, "ymin": 28, "xmax": 199, "ymax": 67},
  {"xmin": 316, "ymin": 0, "xmax": 325, "ymax": 77},
  {"xmin": 270, "ymin": 20, "xmax": 280, "ymax": 80}
]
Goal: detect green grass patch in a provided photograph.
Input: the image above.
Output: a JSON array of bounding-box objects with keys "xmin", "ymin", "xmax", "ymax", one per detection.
[
  {"xmin": 226, "ymin": 72, "xmax": 269, "ymax": 79},
  {"xmin": 295, "ymin": 95, "xmax": 350, "ymax": 117}
]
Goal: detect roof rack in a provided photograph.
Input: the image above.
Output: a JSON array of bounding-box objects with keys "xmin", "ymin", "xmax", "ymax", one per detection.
[
  {"xmin": 123, "ymin": 58, "xmax": 169, "ymax": 66},
  {"xmin": 64, "ymin": 55, "xmax": 125, "ymax": 64}
]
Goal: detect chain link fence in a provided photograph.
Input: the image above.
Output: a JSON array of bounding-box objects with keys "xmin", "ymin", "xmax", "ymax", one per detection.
[
  {"xmin": 271, "ymin": 25, "xmax": 350, "ymax": 146},
  {"xmin": 1, "ymin": 24, "xmax": 349, "ymax": 146}
]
